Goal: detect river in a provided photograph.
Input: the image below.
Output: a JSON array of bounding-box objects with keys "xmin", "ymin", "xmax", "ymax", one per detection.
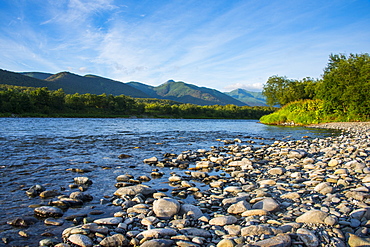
[{"xmin": 0, "ymin": 118, "xmax": 336, "ymax": 246}]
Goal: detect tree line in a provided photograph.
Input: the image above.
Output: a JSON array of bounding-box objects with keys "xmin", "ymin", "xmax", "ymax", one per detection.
[
  {"xmin": 262, "ymin": 53, "xmax": 370, "ymax": 121},
  {"xmin": 0, "ymin": 84, "xmax": 275, "ymax": 119}
]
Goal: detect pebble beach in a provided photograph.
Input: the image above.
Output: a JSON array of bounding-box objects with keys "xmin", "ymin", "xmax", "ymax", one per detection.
[{"xmin": 6, "ymin": 122, "xmax": 370, "ymax": 247}]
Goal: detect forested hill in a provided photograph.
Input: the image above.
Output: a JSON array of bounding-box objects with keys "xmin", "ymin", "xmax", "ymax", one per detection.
[
  {"xmin": 20, "ymin": 72, "xmax": 54, "ymax": 80},
  {"xmin": 0, "ymin": 69, "xmax": 149, "ymax": 98},
  {"xmin": 44, "ymin": 72, "xmax": 149, "ymax": 98},
  {"xmin": 0, "ymin": 69, "xmax": 54, "ymax": 88},
  {"xmin": 0, "ymin": 68, "xmax": 267, "ymax": 106}
]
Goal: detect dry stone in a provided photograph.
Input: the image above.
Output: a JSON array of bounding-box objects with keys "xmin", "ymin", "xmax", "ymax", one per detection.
[
  {"xmin": 297, "ymin": 228, "xmax": 319, "ymax": 247},
  {"xmin": 252, "ymin": 197, "xmax": 280, "ymax": 212},
  {"xmin": 209, "ymin": 216, "xmax": 238, "ymax": 226},
  {"xmin": 68, "ymin": 234, "xmax": 93, "ymax": 247},
  {"xmin": 153, "ymin": 198, "xmax": 180, "ymax": 218}
]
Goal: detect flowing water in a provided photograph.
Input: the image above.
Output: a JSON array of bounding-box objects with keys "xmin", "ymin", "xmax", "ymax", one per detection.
[{"xmin": 0, "ymin": 118, "xmax": 336, "ymax": 246}]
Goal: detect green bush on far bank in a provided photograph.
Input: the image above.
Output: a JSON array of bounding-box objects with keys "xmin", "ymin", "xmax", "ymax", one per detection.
[{"xmin": 260, "ymin": 99, "xmax": 370, "ymax": 125}]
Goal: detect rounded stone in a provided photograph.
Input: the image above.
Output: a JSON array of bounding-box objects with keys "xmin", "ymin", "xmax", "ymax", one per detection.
[
  {"xmin": 252, "ymin": 197, "xmax": 280, "ymax": 212},
  {"xmin": 44, "ymin": 218, "xmax": 65, "ymax": 226},
  {"xmin": 141, "ymin": 216, "xmax": 159, "ymax": 226},
  {"xmin": 217, "ymin": 239, "xmax": 235, "ymax": 247},
  {"xmin": 268, "ymin": 167, "xmax": 285, "ymax": 175},
  {"xmin": 209, "ymin": 216, "xmax": 238, "ymax": 226},
  {"xmin": 249, "ymin": 233, "xmax": 291, "ymax": 246},
  {"xmin": 39, "ymin": 238, "xmax": 59, "ymax": 246},
  {"xmin": 314, "ymin": 182, "xmax": 334, "ymax": 195},
  {"xmin": 296, "ymin": 210, "xmax": 328, "ymax": 224},
  {"xmin": 93, "ymin": 217, "xmax": 123, "ymax": 225},
  {"xmin": 39, "ymin": 190, "xmax": 60, "ymax": 198},
  {"xmin": 168, "ymin": 175, "xmax": 182, "ymax": 182},
  {"xmin": 297, "ymin": 228, "xmax": 319, "ymax": 247},
  {"xmin": 137, "ymin": 228, "xmax": 178, "ymax": 239},
  {"xmin": 241, "ymin": 209, "xmax": 269, "ymax": 217},
  {"xmin": 140, "ymin": 239, "xmax": 174, "ymax": 247},
  {"xmin": 68, "ymin": 234, "xmax": 93, "ymax": 247},
  {"xmin": 258, "ymin": 179, "xmax": 276, "ymax": 186},
  {"xmin": 100, "ymin": 234, "xmax": 128, "ymax": 247},
  {"xmin": 153, "ymin": 198, "xmax": 180, "ymax": 218},
  {"xmin": 74, "ymin": 177, "xmax": 92, "ymax": 185},
  {"xmin": 227, "ymin": 200, "xmax": 251, "ymax": 214},
  {"xmin": 114, "ymin": 184, "xmax": 156, "ymax": 196},
  {"xmin": 241, "ymin": 225, "xmax": 274, "ymax": 236},
  {"xmin": 34, "ymin": 206, "xmax": 64, "ymax": 217},
  {"xmin": 324, "ymin": 216, "xmax": 338, "ymax": 226},
  {"xmin": 348, "ymin": 233, "xmax": 370, "ymax": 247},
  {"xmin": 179, "ymin": 204, "xmax": 203, "ymax": 220},
  {"xmin": 328, "ymin": 159, "xmax": 340, "ymax": 167}
]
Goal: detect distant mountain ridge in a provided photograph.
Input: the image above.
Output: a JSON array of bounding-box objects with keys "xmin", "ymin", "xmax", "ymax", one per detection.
[
  {"xmin": 225, "ymin": 89, "xmax": 267, "ymax": 106},
  {"xmin": 130, "ymin": 80, "xmax": 246, "ymax": 106},
  {"xmin": 0, "ymin": 68, "xmax": 266, "ymax": 106}
]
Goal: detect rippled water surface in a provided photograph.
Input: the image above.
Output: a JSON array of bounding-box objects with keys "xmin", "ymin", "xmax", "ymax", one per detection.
[{"xmin": 0, "ymin": 118, "xmax": 336, "ymax": 246}]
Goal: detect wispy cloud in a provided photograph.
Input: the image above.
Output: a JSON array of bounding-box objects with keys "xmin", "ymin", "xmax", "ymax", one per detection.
[{"xmin": 0, "ymin": 0, "xmax": 369, "ymax": 91}]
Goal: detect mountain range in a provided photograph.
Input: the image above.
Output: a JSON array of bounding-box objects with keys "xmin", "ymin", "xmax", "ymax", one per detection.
[{"xmin": 0, "ymin": 69, "xmax": 266, "ymax": 106}]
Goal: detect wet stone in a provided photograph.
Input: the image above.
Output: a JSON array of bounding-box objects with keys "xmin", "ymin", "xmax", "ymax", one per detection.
[
  {"xmin": 7, "ymin": 216, "xmax": 37, "ymax": 227},
  {"xmin": 74, "ymin": 177, "xmax": 92, "ymax": 185},
  {"xmin": 114, "ymin": 184, "xmax": 156, "ymax": 196},
  {"xmin": 34, "ymin": 206, "xmax": 64, "ymax": 217},
  {"xmin": 44, "ymin": 217, "xmax": 65, "ymax": 226},
  {"xmin": 93, "ymin": 217, "xmax": 123, "ymax": 225}
]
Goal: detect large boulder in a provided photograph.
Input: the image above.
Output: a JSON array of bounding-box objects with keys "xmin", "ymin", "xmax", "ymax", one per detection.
[{"xmin": 153, "ymin": 198, "xmax": 181, "ymax": 219}]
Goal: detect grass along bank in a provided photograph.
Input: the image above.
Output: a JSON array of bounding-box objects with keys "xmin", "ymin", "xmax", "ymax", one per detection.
[{"xmin": 259, "ymin": 99, "xmax": 370, "ymax": 126}]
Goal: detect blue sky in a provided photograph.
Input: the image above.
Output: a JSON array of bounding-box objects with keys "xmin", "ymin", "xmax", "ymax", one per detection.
[{"xmin": 1, "ymin": 0, "xmax": 369, "ymax": 91}]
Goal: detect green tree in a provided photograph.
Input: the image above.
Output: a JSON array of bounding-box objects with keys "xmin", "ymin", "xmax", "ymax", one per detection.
[
  {"xmin": 263, "ymin": 76, "xmax": 319, "ymax": 106},
  {"xmin": 318, "ymin": 53, "xmax": 370, "ymax": 118},
  {"xmin": 65, "ymin": 93, "xmax": 85, "ymax": 111},
  {"xmin": 29, "ymin": 87, "xmax": 51, "ymax": 113},
  {"xmin": 50, "ymin": 89, "xmax": 66, "ymax": 111}
]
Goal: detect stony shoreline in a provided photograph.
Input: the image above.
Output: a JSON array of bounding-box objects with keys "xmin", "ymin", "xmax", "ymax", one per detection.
[
  {"xmin": 308, "ymin": 122, "xmax": 370, "ymax": 132},
  {"xmin": 7, "ymin": 122, "xmax": 370, "ymax": 247}
]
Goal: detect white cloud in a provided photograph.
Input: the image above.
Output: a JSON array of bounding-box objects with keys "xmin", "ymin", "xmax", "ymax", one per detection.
[{"xmin": 223, "ymin": 83, "xmax": 264, "ymax": 92}]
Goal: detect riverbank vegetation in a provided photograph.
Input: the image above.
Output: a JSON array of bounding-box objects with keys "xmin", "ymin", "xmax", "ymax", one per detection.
[
  {"xmin": 260, "ymin": 53, "xmax": 370, "ymax": 125},
  {"xmin": 0, "ymin": 84, "xmax": 275, "ymax": 119}
]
